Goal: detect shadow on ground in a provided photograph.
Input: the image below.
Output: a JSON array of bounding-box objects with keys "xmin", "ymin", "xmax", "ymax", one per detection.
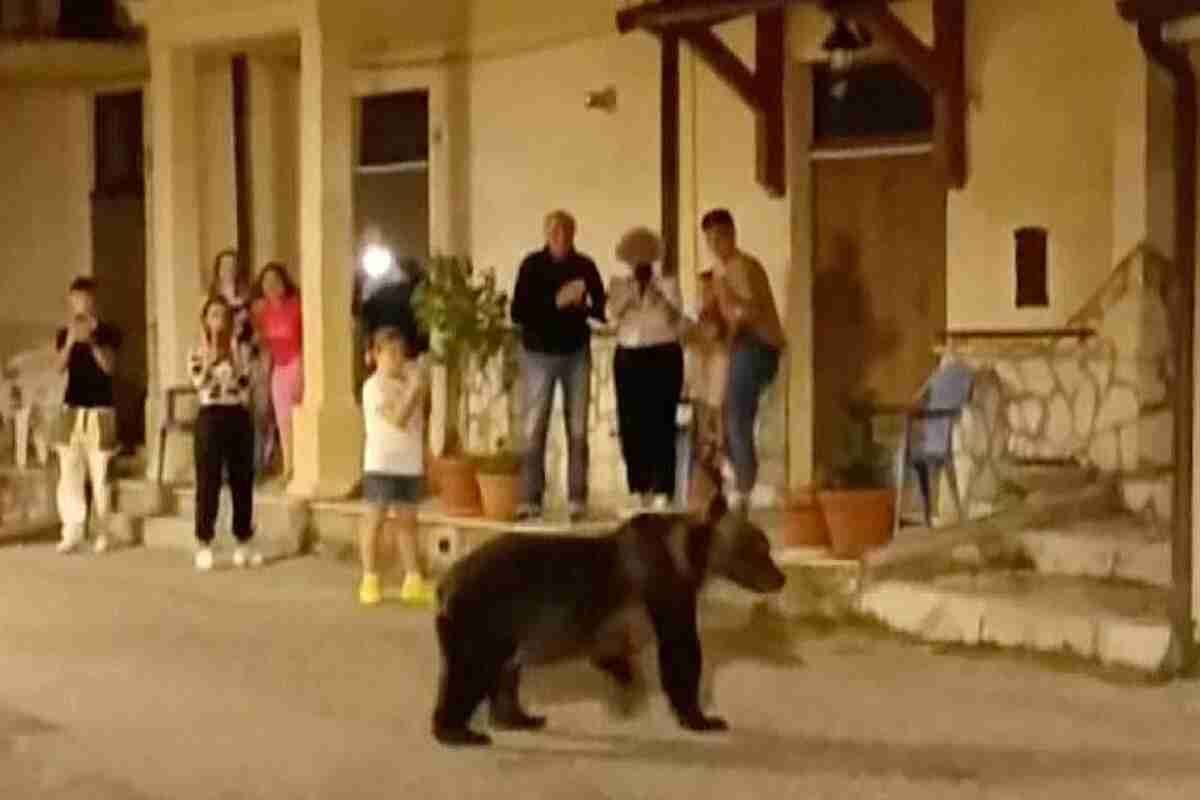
[{"xmin": 0, "ymin": 704, "xmax": 155, "ymax": 800}]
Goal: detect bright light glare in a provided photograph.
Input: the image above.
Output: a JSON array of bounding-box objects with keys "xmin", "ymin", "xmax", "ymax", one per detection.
[{"xmin": 361, "ymin": 244, "xmax": 394, "ymax": 279}]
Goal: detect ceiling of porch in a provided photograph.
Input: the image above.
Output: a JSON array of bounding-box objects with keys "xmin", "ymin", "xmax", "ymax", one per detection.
[
  {"xmin": 0, "ymin": 39, "xmax": 147, "ymax": 87},
  {"xmin": 347, "ymin": 0, "xmax": 621, "ymax": 64}
]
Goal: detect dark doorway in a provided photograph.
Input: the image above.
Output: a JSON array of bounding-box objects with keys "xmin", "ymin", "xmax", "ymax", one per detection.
[
  {"xmin": 352, "ymin": 89, "xmax": 431, "ymax": 393},
  {"xmin": 91, "ymin": 89, "xmax": 147, "ymax": 451}
]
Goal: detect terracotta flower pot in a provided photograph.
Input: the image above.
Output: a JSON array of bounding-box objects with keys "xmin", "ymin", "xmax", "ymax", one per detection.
[
  {"xmin": 477, "ymin": 470, "xmax": 520, "ymax": 521},
  {"xmin": 434, "ymin": 455, "xmax": 482, "ymax": 516},
  {"xmin": 782, "ymin": 485, "xmax": 830, "ymax": 548},
  {"xmin": 818, "ymin": 488, "xmax": 894, "ymax": 559}
]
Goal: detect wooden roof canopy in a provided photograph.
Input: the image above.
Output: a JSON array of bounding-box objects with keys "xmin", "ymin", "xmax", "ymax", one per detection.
[
  {"xmin": 1117, "ymin": 0, "xmax": 1200, "ymax": 20},
  {"xmin": 616, "ymin": 0, "xmax": 967, "ymax": 193}
]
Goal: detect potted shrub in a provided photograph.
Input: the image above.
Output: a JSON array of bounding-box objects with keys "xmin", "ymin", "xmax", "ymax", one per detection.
[
  {"xmin": 817, "ymin": 394, "xmax": 895, "ymax": 559},
  {"xmin": 412, "ymin": 255, "xmax": 510, "ymax": 516},
  {"xmin": 474, "ymin": 437, "xmax": 522, "ymax": 521}
]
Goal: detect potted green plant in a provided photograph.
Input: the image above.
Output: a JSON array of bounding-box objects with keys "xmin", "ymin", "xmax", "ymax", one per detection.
[
  {"xmin": 474, "ymin": 436, "xmax": 523, "ymax": 521},
  {"xmin": 816, "ymin": 392, "xmax": 895, "ymax": 558},
  {"xmin": 411, "ymin": 255, "xmax": 511, "ymax": 516}
]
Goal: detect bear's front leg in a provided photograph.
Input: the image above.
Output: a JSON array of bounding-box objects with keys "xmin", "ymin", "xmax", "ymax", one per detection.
[{"xmin": 648, "ymin": 594, "xmax": 728, "ymax": 733}]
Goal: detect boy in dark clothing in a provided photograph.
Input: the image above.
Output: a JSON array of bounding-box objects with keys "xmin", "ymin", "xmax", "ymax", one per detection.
[
  {"xmin": 510, "ymin": 210, "xmax": 605, "ymax": 522},
  {"xmin": 53, "ymin": 276, "xmax": 121, "ymax": 554}
]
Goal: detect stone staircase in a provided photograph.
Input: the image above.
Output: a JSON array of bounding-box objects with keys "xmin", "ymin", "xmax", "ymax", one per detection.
[
  {"xmin": 0, "ymin": 464, "xmax": 57, "ymax": 543},
  {"xmin": 111, "ymin": 479, "xmax": 309, "ymax": 564},
  {"xmin": 853, "ymin": 463, "xmax": 1178, "ymax": 674}
]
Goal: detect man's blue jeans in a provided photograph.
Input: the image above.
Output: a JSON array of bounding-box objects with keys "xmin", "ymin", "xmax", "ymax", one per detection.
[
  {"xmin": 724, "ymin": 333, "xmax": 780, "ymax": 494},
  {"xmin": 520, "ymin": 346, "xmax": 591, "ymax": 509}
]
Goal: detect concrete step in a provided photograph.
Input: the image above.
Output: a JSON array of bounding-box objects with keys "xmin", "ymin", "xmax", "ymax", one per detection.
[
  {"xmin": 111, "ymin": 478, "xmax": 170, "ymax": 518},
  {"xmin": 998, "ymin": 458, "xmax": 1099, "ymax": 495},
  {"xmin": 142, "ymin": 514, "xmax": 302, "ymax": 564},
  {"xmin": 309, "ymin": 498, "xmax": 625, "ymax": 576},
  {"xmin": 1017, "ymin": 515, "xmax": 1169, "ymax": 588},
  {"xmin": 857, "ymin": 570, "xmax": 1176, "ymax": 674},
  {"xmin": 1119, "ymin": 469, "xmax": 1173, "ymax": 527},
  {"xmin": 0, "ymin": 465, "xmax": 57, "ymax": 542},
  {"xmin": 141, "ymin": 488, "xmax": 308, "ymax": 562},
  {"xmin": 865, "ymin": 479, "xmax": 1123, "ymax": 583}
]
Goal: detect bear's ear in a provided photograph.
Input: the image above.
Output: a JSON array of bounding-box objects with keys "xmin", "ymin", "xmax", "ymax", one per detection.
[{"xmin": 706, "ymin": 493, "xmax": 729, "ymax": 525}]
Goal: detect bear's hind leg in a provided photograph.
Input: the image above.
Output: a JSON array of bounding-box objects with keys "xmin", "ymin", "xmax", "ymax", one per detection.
[{"xmin": 489, "ymin": 663, "xmax": 547, "ymax": 731}]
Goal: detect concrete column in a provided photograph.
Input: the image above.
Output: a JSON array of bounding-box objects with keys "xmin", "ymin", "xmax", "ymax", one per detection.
[
  {"xmin": 289, "ymin": 12, "xmax": 363, "ymax": 498},
  {"xmin": 1190, "ymin": 44, "xmax": 1200, "ymax": 638},
  {"xmin": 147, "ymin": 40, "xmax": 203, "ymax": 482},
  {"xmin": 786, "ymin": 62, "xmax": 814, "ymax": 489}
]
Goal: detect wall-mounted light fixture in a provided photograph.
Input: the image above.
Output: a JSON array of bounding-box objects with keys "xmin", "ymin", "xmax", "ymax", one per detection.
[
  {"xmin": 822, "ymin": 16, "xmax": 872, "ymax": 72},
  {"xmin": 821, "ymin": 16, "xmax": 872, "ymax": 99},
  {"xmin": 585, "ymin": 86, "xmax": 618, "ymax": 112}
]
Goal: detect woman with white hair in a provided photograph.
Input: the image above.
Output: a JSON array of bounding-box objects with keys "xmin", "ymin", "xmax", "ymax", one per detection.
[{"xmin": 607, "ymin": 227, "xmax": 684, "ymax": 510}]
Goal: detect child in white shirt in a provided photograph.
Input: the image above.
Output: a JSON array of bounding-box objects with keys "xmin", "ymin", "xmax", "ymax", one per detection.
[{"xmin": 358, "ymin": 325, "xmax": 434, "ymax": 606}]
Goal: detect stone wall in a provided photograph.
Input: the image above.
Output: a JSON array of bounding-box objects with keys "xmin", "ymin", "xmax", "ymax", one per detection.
[{"xmin": 946, "ymin": 244, "xmax": 1176, "ymax": 524}]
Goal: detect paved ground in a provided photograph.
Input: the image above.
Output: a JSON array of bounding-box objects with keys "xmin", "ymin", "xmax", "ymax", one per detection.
[{"xmin": 4, "ymin": 544, "xmax": 1200, "ymax": 800}]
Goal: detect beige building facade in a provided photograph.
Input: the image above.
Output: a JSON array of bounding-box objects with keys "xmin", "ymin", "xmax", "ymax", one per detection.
[{"xmin": 3, "ymin": 1, "xmax": 1200, "ymax": 615}]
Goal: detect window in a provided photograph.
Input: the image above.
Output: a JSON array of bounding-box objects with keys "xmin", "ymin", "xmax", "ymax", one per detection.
[
  {"xmin": 812, "ymin": 62, "xmax": 933, "ymax": 145},
  {"xmin": 1014, "ymin": 227, "xmax": 1049, "ymax": 308},
  {"xmin": 359, "ymin": 91, "xmax": 429, "ymax": 167}
]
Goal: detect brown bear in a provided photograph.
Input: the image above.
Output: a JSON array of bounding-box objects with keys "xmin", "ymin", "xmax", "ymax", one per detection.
[{"xmin": 431, "ymin": 494, "xmax": 786, "ymax": 746}]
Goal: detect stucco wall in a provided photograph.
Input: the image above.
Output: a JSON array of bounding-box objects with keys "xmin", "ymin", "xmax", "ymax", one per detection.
[
  {"xmin": 793, "ymin": 0, "xmax": 1138, "ymax": 329},
  {"xmin": 0, "ymin": 87, "xmax": 91, "ymax": 364},
  {"xmin": 944, "ymin": 0, "xmax": 1135, "ymax": 328}
]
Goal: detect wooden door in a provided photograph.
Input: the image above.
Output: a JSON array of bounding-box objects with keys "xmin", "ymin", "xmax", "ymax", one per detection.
[
  {"xmin": 812, "ymin": 152, "xmax": 946, "ymax": 472},
  {"xmin": 92, "ymin": 90, "xmax": 147, "ymax": 450}
]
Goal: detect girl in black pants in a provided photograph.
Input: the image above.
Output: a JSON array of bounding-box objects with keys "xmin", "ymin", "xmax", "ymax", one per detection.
[
  {"xmin": 608, "ymin": 227, "xmax": 685, "ymax": 510},
  {"xmin": 187, "ymin": 296, "xmax": 261, "ymax": 571}
]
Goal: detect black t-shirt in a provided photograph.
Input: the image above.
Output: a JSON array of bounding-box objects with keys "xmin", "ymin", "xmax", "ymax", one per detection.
[{"xmin": 55, "ymin": 322, "xmax": 121, "ymax": 407}]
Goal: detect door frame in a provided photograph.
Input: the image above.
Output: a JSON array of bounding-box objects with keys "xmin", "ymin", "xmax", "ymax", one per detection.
[{"xmin": 352, "ymin": 66, "xmax": 450, "ymax": 256}]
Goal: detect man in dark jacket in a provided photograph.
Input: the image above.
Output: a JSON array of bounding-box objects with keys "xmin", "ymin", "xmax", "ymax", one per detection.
[{"xmin": 511, "ymin": 210, "xmax": 606, "ymax": 521}]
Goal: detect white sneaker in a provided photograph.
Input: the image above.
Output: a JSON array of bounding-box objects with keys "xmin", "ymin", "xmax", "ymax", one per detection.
[
  {"xmin": 651, "ymin": 494, "xmax": 671, "ymax": 511},
  {"xmin": 194, "ymin": 547, "xmax": 214, "ymax": 572},
  {"xmin": 92, "ymin": 535, "xmax": 109, "ymax": 555},
  {"xmin": 233, "ymin": 545, "xmax": 263, "ymax": 569},
  {"xmin": 57, "ymin": 524, "xmax": 83, "ymax": 554}
]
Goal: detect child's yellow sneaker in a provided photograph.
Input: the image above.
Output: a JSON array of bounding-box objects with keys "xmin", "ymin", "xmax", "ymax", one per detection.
[
  {"xmin": 358, "ymin": 572, "xmax": 382, "ymax": 606},
  {"xmin": 398, "ymin": 572, "xmax": 436, "ymax": 606}
]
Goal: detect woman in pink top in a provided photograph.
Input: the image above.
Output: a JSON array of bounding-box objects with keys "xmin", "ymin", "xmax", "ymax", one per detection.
[{"xmin": 254, "ymin": 262, "xmax": 303, "ymax": 483}]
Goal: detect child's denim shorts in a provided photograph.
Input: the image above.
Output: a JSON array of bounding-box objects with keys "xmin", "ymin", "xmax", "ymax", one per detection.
[{"xmin": 361, "ymin": 473, "xmax": 427, "ymax": 506}]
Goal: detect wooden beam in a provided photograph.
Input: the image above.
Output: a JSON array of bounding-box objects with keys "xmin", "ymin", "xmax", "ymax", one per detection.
[
  {"xmin": 681, "ymin": 27, "xmax": 763, "ymax": 111},
  {"xmin": 841, "ymin": 0, "xmax": 966, "ymax": 188},
  {"xmin": 231, "ymin": 54, "xmax": 254, "ymax": 278},
  {"xmin": 618, "ymin": 0, "xmax": 786, "ymax": 34},
  {"xmin": 1118, "ymin": 0, "xmax": 1200, "ymax": 21},
  {"xmin": 755, "ymin": 9, "xmax": 786, "ymax": 196},
  {"xmin": 843, "ymin": 1, "xmax": 945, "ymax": 92},
  {"xmin": 662, "ymin": 32, "xmax": 681, "ymax": 277},
  {"xmin": 933, "ymin": 0, "xmax": 966, "ymax": 188}
]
